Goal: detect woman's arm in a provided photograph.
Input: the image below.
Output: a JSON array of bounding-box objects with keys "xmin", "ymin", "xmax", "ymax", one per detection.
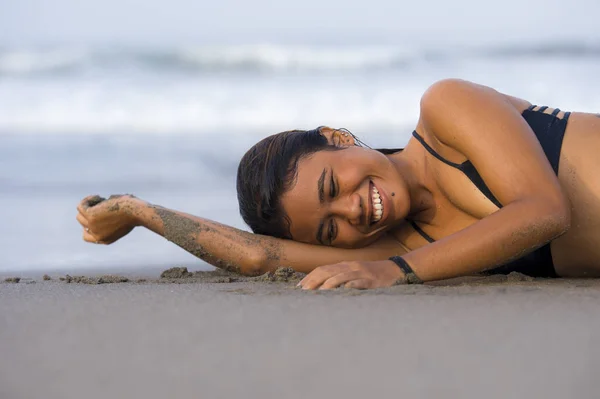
[{"xmin": 76, "ymin": 195, "xmax": 407, "ymax": 276}]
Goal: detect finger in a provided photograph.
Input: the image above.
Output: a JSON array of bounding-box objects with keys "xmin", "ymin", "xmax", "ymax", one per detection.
[
  {"xmin": 300, "ymin": 264, "xmax": 346, "ymax": 290},
  {"xmin": 78, "ymin": 195, "xmax": 97, "ymax": 214},
  {"xmin": 76, "ymin": 212, "xmax": 89, "ymax": 228},
  {"xmin": 77, "ymin": 195, "xmax": 106, "ymax": 214},
  {"xmin": 299, "ymin": 269, "xmax": 323, "ymax": 288},
  {"xmin": 319, "ymin": 271, "xmax": 365, "ymax": 290},
  {"xmin": 82, "ymin": 230, "xmax": 104, "ymax": 244},
  {"xmin": 344, "ymin": 279, "xmax": 372, "ymax": 290},
  {"xmin": 299, "ymin": 263, "xmax": 347, "ymax": 288}
]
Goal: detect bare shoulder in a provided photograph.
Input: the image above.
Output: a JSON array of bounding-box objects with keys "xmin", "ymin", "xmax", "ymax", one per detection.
[
  {"xmin": 419, "ymin": 79, "xmax": 531, "ymax": 124},
  {"xmin": 414, "ymin": 78, "xmax": 567, "ymax": 209}
]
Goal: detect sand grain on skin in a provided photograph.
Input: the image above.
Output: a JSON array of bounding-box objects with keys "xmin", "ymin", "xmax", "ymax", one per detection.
[
  {"xmin": 154, "ymin": 208, "xmax": 242, "ymax": 274},
  {"xmin": 85, "ymin": 195, "xmax": 106, "ymax": 208}
]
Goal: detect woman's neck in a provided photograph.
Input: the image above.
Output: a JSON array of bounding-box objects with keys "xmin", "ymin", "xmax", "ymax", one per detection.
[{"xmin": 388, "ymin": 145, "xmax": 437, "ymax": 223}]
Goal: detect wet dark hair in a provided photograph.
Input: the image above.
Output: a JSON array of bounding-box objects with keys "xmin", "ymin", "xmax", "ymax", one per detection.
[{"xmin": 236, "ymin": 127, "xmax": 400, "ymax": 239}]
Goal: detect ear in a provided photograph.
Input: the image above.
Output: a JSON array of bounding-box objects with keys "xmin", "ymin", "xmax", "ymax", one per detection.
[{"xmin": 319, "ymin": 127, "xmax": 356, "ymax": 147}]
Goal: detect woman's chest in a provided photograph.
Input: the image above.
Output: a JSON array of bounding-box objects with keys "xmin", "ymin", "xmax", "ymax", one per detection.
[{"xmin": 391, "ymin": 160, "xmax": 500, "ymax": 250}]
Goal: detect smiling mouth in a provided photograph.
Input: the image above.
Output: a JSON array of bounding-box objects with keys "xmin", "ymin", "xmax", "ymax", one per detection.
[{"xmin": 370, "ymin": 181, "xmax": 383, "ymax": 225}]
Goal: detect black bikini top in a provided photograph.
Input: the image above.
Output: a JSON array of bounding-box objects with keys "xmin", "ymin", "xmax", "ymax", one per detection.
[
  {"xmin": 411, "ymin": 130, "xmax": 503, "ymax": 208},
  {"xmin": 409, "ymin": 105, "xmax": 570, "ymax": 244}
]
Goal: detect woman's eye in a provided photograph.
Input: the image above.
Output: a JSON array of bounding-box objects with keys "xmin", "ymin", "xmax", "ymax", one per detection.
[
  {"xmin": 328, "ymin": 220, "xmax": 335, "ymax": 243},
  {"xmin": 332, "ymin": 221, "xmax": 337, "ymax": 242}
]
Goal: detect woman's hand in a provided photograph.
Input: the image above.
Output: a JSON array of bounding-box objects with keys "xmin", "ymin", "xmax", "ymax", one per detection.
[
  {"xmin": 298, "ymin": 260, "xmax": 405, "ymax": 290},
  {"xmin": 76, "ymin": 194, "xmax": 143, "ymax": 245}
]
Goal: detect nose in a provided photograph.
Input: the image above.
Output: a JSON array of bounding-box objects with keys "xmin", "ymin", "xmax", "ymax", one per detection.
[{"xmin": 331, "ymin": 192, "xmax": 363, "ymax": 226}]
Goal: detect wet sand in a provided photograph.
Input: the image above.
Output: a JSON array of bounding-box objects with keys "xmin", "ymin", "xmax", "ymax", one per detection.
[{"xmin": 2, "ymin": 268, "xmax": 600, "ymax": 399}]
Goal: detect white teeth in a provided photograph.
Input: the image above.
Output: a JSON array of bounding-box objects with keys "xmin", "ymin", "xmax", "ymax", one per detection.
[{"xmin": 371, "ymin": 183, "xmax": 384, "ymax": 223}]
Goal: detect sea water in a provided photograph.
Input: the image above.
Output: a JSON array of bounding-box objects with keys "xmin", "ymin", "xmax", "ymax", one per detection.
[{"xmin": 1, "ymin": 41, "xmax": 599, "ymax": 272}]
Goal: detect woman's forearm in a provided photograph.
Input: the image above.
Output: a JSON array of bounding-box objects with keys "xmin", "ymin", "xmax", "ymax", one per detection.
[
  {"xmin": 126, "ymin": 198, "xmax": 407, "ymax": 276},
  {"xmin": 403, "ymin": 198, "xmax": 570, "ymax": 281},
  {"xmin": 130, "ymin": 200, "xmax": 280, "ymax": 275}
]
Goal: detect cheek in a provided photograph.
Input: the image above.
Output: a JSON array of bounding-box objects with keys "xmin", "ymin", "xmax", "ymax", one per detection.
[{"xmin": 393, "ymin": 182, "xmax": 412, "ymax": 217}]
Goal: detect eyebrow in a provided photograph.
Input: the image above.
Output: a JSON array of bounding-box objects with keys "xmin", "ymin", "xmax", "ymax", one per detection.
[
  {"xmin": 318, "ymin": 168, "xmax": 326, "ymax": 204},
  {"xmin": 316, "ymin": 168, "xmax": 327, "ymax": 244}
]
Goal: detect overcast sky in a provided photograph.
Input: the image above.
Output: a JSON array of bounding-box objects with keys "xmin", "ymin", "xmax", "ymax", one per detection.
[{"xmin": 1, "ymin": 0, "xmax": 599, "ymax": 46}]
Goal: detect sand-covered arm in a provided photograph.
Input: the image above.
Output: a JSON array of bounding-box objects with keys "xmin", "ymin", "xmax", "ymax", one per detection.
[{"xmin": 76, "ymin": 195, "xmax": 408, "ymax": 276}]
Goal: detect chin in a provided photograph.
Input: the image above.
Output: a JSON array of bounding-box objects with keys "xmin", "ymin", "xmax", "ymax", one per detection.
[{"xmin": 348, "ymin": 233, "xmax": 384, "ymax": 249}]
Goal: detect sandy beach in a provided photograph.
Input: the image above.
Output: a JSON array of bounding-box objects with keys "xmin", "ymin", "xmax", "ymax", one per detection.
[{"xmin": 1, "ymin": 268, "xmax": 599, "ymax": 399}]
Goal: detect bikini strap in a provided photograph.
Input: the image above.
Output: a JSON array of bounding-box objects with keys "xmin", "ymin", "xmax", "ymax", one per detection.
[
  {"xmin": 409, "ymin": 220, "xmax": 436, "ymax": 243},
  {"xmin": 411, "ymin": 131, "xmax": 462, "ymax": 168},
  {"xmin": 459, "ymin": 162, "xmax": 503, "ymax": 208},
  {"xmin": 527, "ymin": 105, "xmax": 570, "ymax": 121},
  {"xmin": 411, "ymin": 130, "xmax": 503, "ymax": 208}
]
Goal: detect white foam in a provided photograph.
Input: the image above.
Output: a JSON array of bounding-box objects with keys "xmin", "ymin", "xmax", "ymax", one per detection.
[
  {"xmin": 0, "ymin": 48, "xmax": 89, "ymax": 75},
  {"xmin": 176, "ymin": 44, "xmax": 416, "ymax": 72},
  {"xmin": 0, "ymin": 77, "xmax": 424, "ymax": 135},
  {"xmin": 2, "ymin": 41, "xmax": 598, "ymax": 77}
]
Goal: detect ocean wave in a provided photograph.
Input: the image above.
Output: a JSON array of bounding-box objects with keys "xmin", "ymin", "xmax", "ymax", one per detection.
[
  {"xmin": 0, "ymin": 45, "xmax": 418, "ymax": 76},
  {"xmin": 0, "ymin": 48, "xmax": 91, "ymax": 76},
  {"xmin": 0, "ymin": 93, "xmax": 421, "ymax": 135},
  {"xmin": 1, "ymin": 42, "xmax": 599, "ymax": 135},
  {"xmin": 1, "ymin": 81, "xmax": 598, "ymax": 135},
  {"xmin": 1, "ymin": 42, "xmax": 599, "ymax": 77}
]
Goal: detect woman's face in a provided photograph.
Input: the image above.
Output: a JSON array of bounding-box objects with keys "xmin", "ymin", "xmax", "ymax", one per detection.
[{"xmin": 280, "ymin": 133, "xmax": 411, "ymax": 248}]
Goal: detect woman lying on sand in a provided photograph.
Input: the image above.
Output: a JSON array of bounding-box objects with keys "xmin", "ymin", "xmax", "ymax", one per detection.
[{"xmin": 76, "ymin": 79, "xmax": 600, "ymax": 289}]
